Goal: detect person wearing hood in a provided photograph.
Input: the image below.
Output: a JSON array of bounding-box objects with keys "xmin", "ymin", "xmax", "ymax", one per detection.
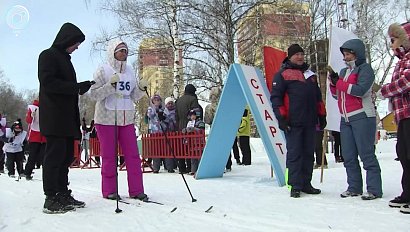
[
  {"xmin": 89, "ymin": 39, "xmax": 148, "ymax": 202},
  {"xmin": 38, "ymin": 22, "xmax": 92, "ymax": 214},
  {"xmin": 329, "ymin": 38, "xmax": 382, "ymax": 200},
  {"xmin": 377, "ymin": 22, "xmax": 410, "ymax": 213},
  {"xmin": 271, "ymin": 44, "xmax": 326, "ymax": 198},
  {"xmin": 24, "ymin": 99, "xmax": 47, "ymax": 180},
  {"xmin": 175, "ymin": 84, "xmax": 203, "ymax": 174}
]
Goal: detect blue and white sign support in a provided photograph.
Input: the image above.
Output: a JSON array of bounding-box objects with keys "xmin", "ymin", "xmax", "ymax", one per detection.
[{"xmin": 195, "ymin": 64, "xmax": 287, "ymax": 186}]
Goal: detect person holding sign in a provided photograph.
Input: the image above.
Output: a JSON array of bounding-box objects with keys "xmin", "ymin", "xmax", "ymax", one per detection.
[
  {"xmin": 329, "ymin": 38, "xmax": 382, "ymax": 200},
  {"xmin": 271, "ymin": 44, "xmax": 326, "ymax": 198}
]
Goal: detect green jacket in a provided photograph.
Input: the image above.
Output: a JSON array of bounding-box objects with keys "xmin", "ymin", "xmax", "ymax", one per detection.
[{"xmin": 237, "ymin": 108, "xmax": 251, "ymax": 137}]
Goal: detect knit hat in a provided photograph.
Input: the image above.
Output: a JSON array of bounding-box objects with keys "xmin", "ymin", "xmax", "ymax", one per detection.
[
  {"xmin": 287, "ymin": 44, "xmax": 304, "ymax": 58},
  {"xmin": 11, "ymin": 119, "xmax": 23, "ymax": 132},
  {"xmin": 164, "ymin": 97, "xmax": 174, "ymax": 105},
  {"xmin": 388, "ymin": 22, "xmax": 410, "ymax": 50},
  {"xmin": 184, "ymin": 84, "xmax": 196, "ymax": 94},
  {"xmin": 151, "ymin": 94, "xmax": 162, "ymax": 103},
  {"xmin": 114, "ymin": 43, "xmax": 128, "ymax": 53}
]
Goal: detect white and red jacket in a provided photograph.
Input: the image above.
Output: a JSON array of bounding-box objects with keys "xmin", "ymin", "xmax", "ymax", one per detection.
[{"xmin": 26, "ymin": 100, "xmax": 46, "ymax": 143}]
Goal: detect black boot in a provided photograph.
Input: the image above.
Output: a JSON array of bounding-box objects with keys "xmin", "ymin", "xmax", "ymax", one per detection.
[
  {"xmin": 302, "ymin": 185, "xmax": 321, "ymax": 194},
  {"xmin": 59, "ymin": 190, "xmax": 86, "ymax": 208},
  {"xmin": 43, "ymin": 195, "xmax": 75, "ymax": 214},
  {"xmin": 290, "ymin": 188, "xmax": 301, "ymax": 198}
]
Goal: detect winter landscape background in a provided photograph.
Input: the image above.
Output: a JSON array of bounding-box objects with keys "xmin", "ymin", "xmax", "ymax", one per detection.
[{"xmin": 0, "ymin": 138, "xmax": 408, "ymax": 232}]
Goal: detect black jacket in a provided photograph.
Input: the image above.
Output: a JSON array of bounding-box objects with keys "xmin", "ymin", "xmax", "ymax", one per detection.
[
  {"xmin": 38, "ymin": 23, "xmax": 85, "ymax": 138},
  {"xmin": 175, "ymin": 93, "xmax": 202, "ymax": 131}
]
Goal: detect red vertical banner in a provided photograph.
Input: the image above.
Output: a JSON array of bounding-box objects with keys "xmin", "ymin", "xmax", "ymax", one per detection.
[{"xmin": 263, "ymin": 46, "xmax": 287, "ymax": 93}]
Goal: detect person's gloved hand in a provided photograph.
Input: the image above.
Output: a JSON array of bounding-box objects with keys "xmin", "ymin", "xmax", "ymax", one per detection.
[
  {"xmin": 278, "ymin": 118, "xmax": 290, "ymax": 133},
  {"xmin": 376, "ymin": 89, "xmax": 385, "ymax": 100},
  {"xmin": 318, "ymin": 115, "xmax": 327, "ymax": 130},
  {"xmin": 138, "ymin": 79, "xmax": 148, "ymax": 91},
  {"xmin": 157, "ymin": 110, "xmax": 166, "ymax": 121},
  {"xmin": 329, "ymin": 71, "xmax": 339, "ymax": 86},
  {"xmin": 110, "ymin": 73, "xmax": 120, "ymax": 88},
  {"xmin": 78, "ymin": 81, "xmax": 93, "ymax": 95}
]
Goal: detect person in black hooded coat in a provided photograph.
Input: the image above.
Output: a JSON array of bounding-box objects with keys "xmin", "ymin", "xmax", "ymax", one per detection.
[
  {"xmin": 175, "ymin": 84, "xmax": 203, "ymax": 173},
  {"xmin": 38, "ymin": 22, "xmax": 93, "ymax": 214}
]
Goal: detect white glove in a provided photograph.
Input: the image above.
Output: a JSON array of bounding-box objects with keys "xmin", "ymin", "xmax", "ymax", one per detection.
[
  {"xmin": 376, "ymin": 89, "xmax": 385, "ymax": 100},
  {"xmin": 110, "ymin": 73, "xmax": 120, "ymax": 84},
  {"xmin": 138, "ymin": 79, "xmax": 148, "ymax": 91}
]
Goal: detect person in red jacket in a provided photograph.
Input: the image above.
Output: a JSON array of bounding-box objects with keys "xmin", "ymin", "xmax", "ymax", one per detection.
[{"xmin": 24, "ymin": 99, "xmax": 47, "ymax": 180}]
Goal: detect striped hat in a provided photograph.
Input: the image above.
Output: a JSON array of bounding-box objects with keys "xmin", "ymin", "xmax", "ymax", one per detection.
[{"xmin": 114, "ymin": 43, "xmax": 128, "ymax": 53}]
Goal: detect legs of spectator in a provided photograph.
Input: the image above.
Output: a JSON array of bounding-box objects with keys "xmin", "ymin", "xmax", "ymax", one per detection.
[
  {"xmin": 232, "ymin": 137, "xmax": 241, "ymax": 164},
  {"xmin": 239, "ymin": 136, "xmax": 251, "ymax": 165}
]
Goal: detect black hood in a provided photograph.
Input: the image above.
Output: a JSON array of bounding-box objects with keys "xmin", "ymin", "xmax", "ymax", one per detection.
[{"xmin": 52, "ymin": 22, "xmax": 85, "ymax": 50}]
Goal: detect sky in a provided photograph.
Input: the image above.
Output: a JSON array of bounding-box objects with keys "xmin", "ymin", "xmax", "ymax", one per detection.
[
  {"xmin": 0, "ymin": 138, "xmax": 408, "ymax": 231},
  {"xmin": 0, "ymin": 0, "xmax": 121, "ymax": 92}
]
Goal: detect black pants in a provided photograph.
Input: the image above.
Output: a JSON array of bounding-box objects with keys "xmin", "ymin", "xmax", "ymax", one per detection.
[
  {"xmin": 6, "ymin": 151, "xmax": 24, "ymax": 176},
  {"xmin": 24, "ymin": 142, "xmax": 46, "ymax": 176},
  {"xmin": 332, "ymin": 131, "xmax": 343, "ymax": 161},
  {"xmin": 239, "ymin": 136, "xmax": 251, "ymax": 165},
  {"xmin": 285, "ymin": 126, "xmax": 315, "ymax": 190},
  {"xmin": 397, "ymin": 118, "xmax": 410, "ymax": 200},
  {"xmin": 43, "ymin": 136, "xmax": 74, "ymax": 196},
  {"xmin": 314, "ymin": 131, "xmax": 327, "ymax": 165}
]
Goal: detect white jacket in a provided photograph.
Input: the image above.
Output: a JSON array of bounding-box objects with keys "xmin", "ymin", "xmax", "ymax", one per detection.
[{"xmin": 89, "ymin": 39, "xmax": 145, "ymax": 126}]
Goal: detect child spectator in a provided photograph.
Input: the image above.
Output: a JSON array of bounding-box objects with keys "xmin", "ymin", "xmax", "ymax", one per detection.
[
  {"xmin": 182, "ymin": 108, "xmax": 205, "ymax": 175},
  {"xmin": 2, "ymin": 119, "xmax": 27, "ymax": 178},
  {"xmin": 147, "ymin": 94, "xmax": 166, "ymax": 173},
  {"xmin": 161, "ymin": 97, "xmax": 177, "ymax": 172}
]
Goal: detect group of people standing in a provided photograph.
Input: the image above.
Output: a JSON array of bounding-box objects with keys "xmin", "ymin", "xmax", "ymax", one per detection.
[
  {"xmin": 8, "ymin": 19, "xmax": 408, "ymax": 216},
  {"xmin": 270, "ymin": 21, "xmax": 410, "ymax": 214}
]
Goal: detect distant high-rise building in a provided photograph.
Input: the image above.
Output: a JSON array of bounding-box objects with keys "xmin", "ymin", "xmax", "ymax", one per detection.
[
  {"xmin": 237, "ymin": 2, "xmax": 311, "ymax": 69},
  {"xmin": 138, "ymin": 38, "xmax": 182, "ymax": 98}
]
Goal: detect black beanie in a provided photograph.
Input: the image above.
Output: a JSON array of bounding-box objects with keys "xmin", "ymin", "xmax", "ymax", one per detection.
[
  {"xmin": 287, "ymin": 44, "xmax": 304, "ymax": 58},
  {"xmin": 184, "ymin": 84, "xmax": 196, "ymax": 94}
]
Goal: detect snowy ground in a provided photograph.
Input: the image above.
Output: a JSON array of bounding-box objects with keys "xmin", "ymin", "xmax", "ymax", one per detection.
[{"xmin": 0, "ymin": 138, "xmax": 408, "ymax": 232}]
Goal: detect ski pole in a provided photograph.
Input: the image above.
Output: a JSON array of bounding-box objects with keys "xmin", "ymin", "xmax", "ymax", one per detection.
[
  {"xmin": 114, "ymin": 65, "xmax": 122, "ymax": 213},
  {"xmin": 144, "ymin": 87, "xmax": 197, "ymax": 202}
]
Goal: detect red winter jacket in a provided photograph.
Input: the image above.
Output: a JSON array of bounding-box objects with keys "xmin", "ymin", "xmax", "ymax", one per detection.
[{"xmin": 26, "ymin": 100, "xmax": 46, "ymax": 143}]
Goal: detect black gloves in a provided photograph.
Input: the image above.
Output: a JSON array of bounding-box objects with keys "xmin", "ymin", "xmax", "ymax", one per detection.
[
  {"xmin": 319, "ymin": 115, "xmax": 327, "ymax": 130},
  {"xmin": 329, "ymin": 71, "xmax": 339, "ymax": 86},
  {"xmin": 278, "ymin": 118, "xmax": 290, "ymax": 133},
  {"xmin": 157, "ymin": 111, "xmax": 166, "ymax": 121},
  {"xmin": 78, "ymin": 81, "xmax": 93, "ymax": 95}
]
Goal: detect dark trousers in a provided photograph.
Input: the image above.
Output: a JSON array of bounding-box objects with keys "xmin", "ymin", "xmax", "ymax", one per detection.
[
  {"xmin": 314, "ymin": 131, "xmax": 327, "ymax": 165},
  {"xmin": 177, "ymin": 159, "xmax": 191, "ymax": 173},
  {"xmin": 24, "ymin": 142, "xmax": 46, "ymax": 176},
  {"xmin": 332, "ymin": 131, "xmax": 343, "ymax": 161},
  {"xmin": 6, "ymin": 151, "xmax": 24, "ymax": 176},
  {"xmin": 43, "ymin": 136, "xmax": 74, "ymax": 196},
  {"xmin": 285, "ymin": 125, "xmax": 315, "ymax": 190},
  {"xmin": 239, "ymin": 136, "xmax": 251, "ymax": 165},
  {"xmin": 0, "ymin": 141, "xmax": 4, "ymax": 171},
  {"xmin": 232, "ymin": 136, "xmax": 252, "ymax": 165},
  {"xmin": 397, "ymin": 118, "xmax": 410, "ymax": 200}
]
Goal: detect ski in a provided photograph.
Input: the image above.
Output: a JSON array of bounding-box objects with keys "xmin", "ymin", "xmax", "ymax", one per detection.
[{"xmin": 205, "ymin": 206, "xmax": 213, "ymax": 213}]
